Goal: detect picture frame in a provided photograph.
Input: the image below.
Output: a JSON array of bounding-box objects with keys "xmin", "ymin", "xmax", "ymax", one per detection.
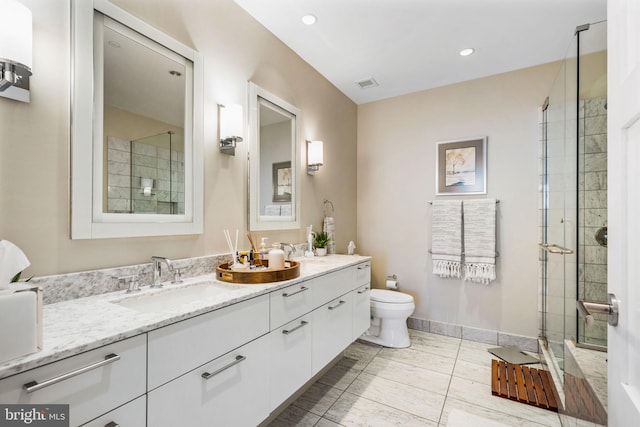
[
  {"xmin": 272, "ymin": 161, "xmax": 292, "ymax": 202},
  {"xmin": 436, "ymin": 136, "xmax": 487, "ymax": 195}
]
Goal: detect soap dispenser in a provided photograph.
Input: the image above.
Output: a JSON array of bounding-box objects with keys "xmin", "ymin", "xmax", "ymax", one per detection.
[
  {"xmin": 259, "ymin": 237, "xmax": 269, "ymax": 260},
  {"xmin": 269, "ymin": 243, "xmax": 285, "ymax": 270}
]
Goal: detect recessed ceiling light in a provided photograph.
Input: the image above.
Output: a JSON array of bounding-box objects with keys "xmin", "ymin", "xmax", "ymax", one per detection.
[
  {"xmin": 301, "ymin": 14, "xmax": 317, "ymax": 25},
  {"xmin": 459, "ymin": 48, "xmax": 475, "ymax": 57}
]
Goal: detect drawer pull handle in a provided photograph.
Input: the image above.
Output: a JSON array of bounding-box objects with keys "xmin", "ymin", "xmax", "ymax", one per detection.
[
  {"xmin": 328, "ymin": 300, "xmax": 347, "ymax": 310},
  {"xmin": 105, "ymin": 422, "xmax": 120, "ymax": 427},
  {"xmin": 282, "ymin": 320, "xmax": 309, "ymax": 335},
  {"xmin": 358, "ymin": 264, "xmax": 370, "ymax": 270},
  {"xmin": 23, "ymin": 353, "xmax": 121, "ymax": 393},
  {"xmin": 357, "ymin": 287, "xmax": 370, "ymax": 294},
  {"xmin": 201, "ymin": 355, "xmax": 246, "ymax": 380},
  {"xmin": 282, "ymin": 286, "xmax": 308, "ymax": 298}
]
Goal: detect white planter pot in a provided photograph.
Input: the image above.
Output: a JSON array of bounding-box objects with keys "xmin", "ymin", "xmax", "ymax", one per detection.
[{"xmin": 315, "ymin": 247, "xmax": 327, "ymax": 257}]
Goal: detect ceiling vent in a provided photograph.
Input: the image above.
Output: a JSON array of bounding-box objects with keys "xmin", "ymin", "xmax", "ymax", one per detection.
[{"xmin": 355, "ymin": 77, "xmax": 379, "ymax": 89}]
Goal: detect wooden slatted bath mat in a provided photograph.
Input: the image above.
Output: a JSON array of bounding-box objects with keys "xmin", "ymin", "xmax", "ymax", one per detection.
[{"xmin": 491, "ymin": 359, "xmax": 560, "ymax": 412}]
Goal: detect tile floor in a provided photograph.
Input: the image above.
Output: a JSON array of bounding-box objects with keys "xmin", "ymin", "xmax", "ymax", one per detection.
[{"xmin": 268, "ymin": 329, "xmax": 562, "ymax": 427}]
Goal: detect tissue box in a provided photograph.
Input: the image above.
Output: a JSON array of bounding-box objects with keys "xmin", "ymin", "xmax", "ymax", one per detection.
[{"xmin": 0, "ymin": 283, "xmax": 42, "ymax": 363}]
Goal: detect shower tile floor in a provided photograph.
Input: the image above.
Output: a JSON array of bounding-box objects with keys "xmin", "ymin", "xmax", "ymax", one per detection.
[{"xmin": 268, "ymin": 329, "xmax": 562, "ymax": 427}]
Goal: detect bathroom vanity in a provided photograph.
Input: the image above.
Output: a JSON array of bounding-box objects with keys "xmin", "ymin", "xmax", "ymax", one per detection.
[{"xmin": 0, "ymin": 256, "xmax": 371, "ymax": 426}]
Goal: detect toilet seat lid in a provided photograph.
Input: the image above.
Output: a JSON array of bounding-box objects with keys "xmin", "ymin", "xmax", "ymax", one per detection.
[{"xmin": 370, "ymin": 289, "xmax": 413, "ymax": 304}]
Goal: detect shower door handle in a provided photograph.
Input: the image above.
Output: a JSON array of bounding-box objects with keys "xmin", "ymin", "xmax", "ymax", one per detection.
[
  {"xmin": 576, "ymin": 293, "xmax": 619, "ymax": 326},
  {"xmin": 538, "ymin": 243, "xmax": 574, "ymax": 254}
]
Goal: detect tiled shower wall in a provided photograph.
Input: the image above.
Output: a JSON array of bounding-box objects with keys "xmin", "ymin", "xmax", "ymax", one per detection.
[
  {"xmin": 107, "ymin": 136, "xmax": 185, "ymax": 214},
  {"xmin": 578, "ymin": 96, "xmax": 608, "ymax": 347}
]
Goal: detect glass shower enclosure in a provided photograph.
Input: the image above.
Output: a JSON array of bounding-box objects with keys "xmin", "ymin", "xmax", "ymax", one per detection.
[
  {"xmin": 539, "ymin": 21, "xmax": 608, "ymax": 426},
  {"xmin": 540, "ymin": 20, "xmax": 607, "ymax": 382}
]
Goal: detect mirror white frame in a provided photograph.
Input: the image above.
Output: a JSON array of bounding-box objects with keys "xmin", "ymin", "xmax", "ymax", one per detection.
[
  {"xmin": 248, "ymin": 82, "xmax": 301, "ymax": 231},
  {"xmin": 71, "ymin": 0, "xmax": 203, "ymax": 239}
]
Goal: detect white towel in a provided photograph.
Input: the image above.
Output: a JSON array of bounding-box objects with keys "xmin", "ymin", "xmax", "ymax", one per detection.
[
  {"xmin": 463, "ymin": 199, "xmax": 496, "ymax": 284},
  {"xmin": 431, "ymin": 200, "xmax": 463, "ymax": 278}
]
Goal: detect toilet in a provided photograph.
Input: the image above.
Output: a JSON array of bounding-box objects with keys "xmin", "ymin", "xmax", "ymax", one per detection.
[{"xmin": 359, "ymin": 289, "xmax": 415, "ymax": 348}]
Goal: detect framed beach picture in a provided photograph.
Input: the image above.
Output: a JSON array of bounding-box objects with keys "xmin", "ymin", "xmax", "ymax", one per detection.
[
  {"xmin": 436, "ymin": 136, "xmax": 487, "ymax": 195},
  {"xmin": 272, "ymin": 161, "xmax": 292, "ymax": 202}
]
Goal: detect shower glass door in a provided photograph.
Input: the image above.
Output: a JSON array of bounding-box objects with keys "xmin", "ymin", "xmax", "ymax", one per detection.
[{"xmin": 540, "ymin": 33, "xmax": 578, "ymax": 377}]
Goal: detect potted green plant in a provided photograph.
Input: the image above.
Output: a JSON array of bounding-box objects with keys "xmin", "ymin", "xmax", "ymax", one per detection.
[{"xmin": 314, "ymin": 231, "xmax": 330, "ymax": 256}]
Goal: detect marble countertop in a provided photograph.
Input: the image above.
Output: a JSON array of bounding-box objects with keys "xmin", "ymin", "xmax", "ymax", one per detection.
[{"xmin": 0, "ymin": 255, "xmax": 370, "ymax": 380}]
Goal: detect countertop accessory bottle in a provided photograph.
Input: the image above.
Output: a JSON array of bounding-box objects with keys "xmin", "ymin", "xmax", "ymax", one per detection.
[{"xmin": 269, "ymin": 243, "xmax": 285, "ymax": 270}]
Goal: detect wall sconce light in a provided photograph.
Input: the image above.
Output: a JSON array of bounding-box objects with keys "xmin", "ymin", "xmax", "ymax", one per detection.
[
  {"xmin": 307, "ymin": 140, "xmax": 324, "ymax": 175},
  {"xmin": 219, "ymin": 104, "xmax": 243, "ymax": 156},
  {"xmin": 0, "ymin": 0, "xmax": 32, "ymax": 101}
]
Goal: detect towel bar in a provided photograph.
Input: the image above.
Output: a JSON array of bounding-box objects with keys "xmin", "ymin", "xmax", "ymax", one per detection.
[
  {"xmin": 429, "ymin": 199, "xmax": 500, "ymax": 204},
  {"xmin": 428, "ymin": 249, "xmax": 500, "ymax": 257}
]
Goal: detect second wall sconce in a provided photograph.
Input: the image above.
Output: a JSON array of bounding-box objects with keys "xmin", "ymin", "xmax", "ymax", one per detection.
[
  {"xmin": 219, "ymin": 104, "xmax": 244, "ymax": 156},
  {"xmin": 0, "ymin": 0, "xmax": 32, "ymax": 103},
  {"xmin": 307, "ymin": 140, "xmax": 324, "ymax": 175}
]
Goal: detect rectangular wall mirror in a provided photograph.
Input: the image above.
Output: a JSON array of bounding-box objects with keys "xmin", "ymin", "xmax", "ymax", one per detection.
[
  {"xmin": 71, "ymin": 0, "xmax": 203, "ymax": 239},
  {"xmin": 248, "ymin": 82, "xmax": 300, "ymax": 231}
]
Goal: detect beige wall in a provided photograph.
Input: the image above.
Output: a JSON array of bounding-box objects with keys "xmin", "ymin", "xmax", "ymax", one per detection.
[
  {"xmin": 357, "ymin": 62, "xmax": 561, "ymax": 337},
  {"xmin": 0, "ymin": 0, "xmax": 357, "ymax": 276}
]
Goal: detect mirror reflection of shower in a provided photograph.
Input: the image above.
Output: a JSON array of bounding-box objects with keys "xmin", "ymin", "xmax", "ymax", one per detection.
[{"xmin": 106, "ymin": 131, "xmax": 185, "ymax": 214}]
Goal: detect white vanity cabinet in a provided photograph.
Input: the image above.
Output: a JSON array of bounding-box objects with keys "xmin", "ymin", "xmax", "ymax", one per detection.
[
  {"xmin": 353, "ymin": 283, "xmax": 371, "ymax": 340},
  {"xmin": 353, "ymin": 262, "xmax": 372, "ymax": 340},
  {"xmin": 147, "ymin": 334, "xmax": 271, "ymax": 427},
  {"xmin": 311, "ymin": 292, "xmax": 355, "ymax": 375},
  {"xmin": 147, "ymin": 294, "xmax": 270, "ymax": 390},
  {"xmin": 146, "ymin": 294, "xmax": 271, "ymax": 426},
  {"xmin": 0, "ymin": 334, "xmax": 146, "ymax": 427},
  {"xmin": 269, "ymin": 281, "xmax": 313, "ymax": 330},
  {"xmin": 310, "ymin": 266, "xmax": 354, "ymax": 308},
  {"xmin": 268, "ymin": 313, "xmax": 313, "ymax": 411},
  {"xmin": 81, "ymin": 395, "xmax": 146, "ymax": 426},
  {"xmin": 0, "ymin": 257, "xmax": 372, "ymax": 427},
  {"xmin": 355, "ymin": 261, "xmax": 371, "ymax": 287}
]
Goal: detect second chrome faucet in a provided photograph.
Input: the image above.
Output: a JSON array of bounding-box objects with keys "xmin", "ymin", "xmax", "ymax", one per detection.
[{"xmin": 151, "ymin": 256, "xmax": 174, "ymax": 288}]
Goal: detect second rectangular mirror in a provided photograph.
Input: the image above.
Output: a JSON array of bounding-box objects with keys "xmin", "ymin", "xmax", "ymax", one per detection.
[{"xmin": 248, "ymin": 82, "xmax": 300, "ymax": 231}]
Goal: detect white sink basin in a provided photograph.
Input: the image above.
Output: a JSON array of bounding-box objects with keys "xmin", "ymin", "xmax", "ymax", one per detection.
[{"xmin": 111, "ymin": 282, "xmax": 236, "ymax": 313}]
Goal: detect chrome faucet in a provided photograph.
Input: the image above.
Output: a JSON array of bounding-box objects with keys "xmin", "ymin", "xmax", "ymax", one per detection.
[
  {"xmin": 280, "ymin": 243, "xmax": 295, "ymax": 259},
  {"xmin": 151, "ymin": 256, "xmax": 174, "ymax": 288}
]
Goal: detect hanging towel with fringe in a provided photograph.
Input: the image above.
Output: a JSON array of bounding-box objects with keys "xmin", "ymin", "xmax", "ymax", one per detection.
[
  {"xmin": 463, "ymin": 199, "xmax": 497, "ymax": 284},
  {"xmin": 431, "ymin": 200, "xmax": 463, "ymax": 279}
]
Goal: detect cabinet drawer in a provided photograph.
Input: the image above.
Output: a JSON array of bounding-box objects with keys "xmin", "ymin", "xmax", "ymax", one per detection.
[
  {"xmin": 355, "ymin": 262, "xmax": 371, "ymax": 287},
  {"xmin": 310, "ymin": 267, "xmax": 354, "ymax": 307},
  {"xmin": 270, "ymin": 281, "xmax": 313, "ymax": 329},
  {"xmin": 0, "ymin": 334, "xmax": 146, "ymax": 427},
  {"xmin": 268, "ymin": 314, "xmax": 313, "ymax": 411},
  {"xmin": 148, "ymin": 294, "xmax": 269, "ymax": 390},
  {"xmin": 81, "ymin": 395, "xmax": 146, "ymax": 426},
  {"xmin": 148, "ymin": 334, "xmax": 270, "ymax": 427},
  {"xmin": 353, "ymin": 284, "xmax": 371, "ymax": 340},
  {"xmin": 312, "ymin": 292, "xmax": 354, "ymax": 375}
]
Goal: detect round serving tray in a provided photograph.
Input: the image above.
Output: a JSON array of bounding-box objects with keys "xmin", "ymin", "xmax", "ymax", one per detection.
[{"xmin": 215, "ymin": 260, "xmax": 300, "ymax": 284}]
